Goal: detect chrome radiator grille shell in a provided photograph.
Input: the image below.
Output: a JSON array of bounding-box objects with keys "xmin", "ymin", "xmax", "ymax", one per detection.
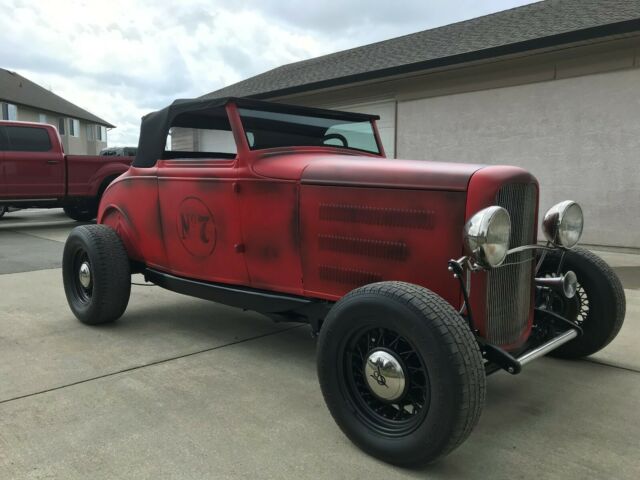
[{"xmin": 485, "ymin": 183, "xmax": 537, "ymax": 346}]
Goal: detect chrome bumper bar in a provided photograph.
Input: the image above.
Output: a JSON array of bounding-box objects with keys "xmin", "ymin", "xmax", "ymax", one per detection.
[
  {"xmin": 517, "ymin": 329, "xmax": 578, "ymax": 366},
  {"xmin": 483, "ymin": 327, "xmax": 580, "ymax": 375}
]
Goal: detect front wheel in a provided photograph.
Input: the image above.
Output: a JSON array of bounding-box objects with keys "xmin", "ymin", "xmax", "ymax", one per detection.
[
  {"xmin": 62, "ymin": 225, "xmax": 131, "ymax": 324},
  {"xmin": 538, "ymin": 247, "xmax": 625, "ymax": 358},
  {"xmin": 317, "ymin": 281, "xmax": 485, "ymax": 466}
]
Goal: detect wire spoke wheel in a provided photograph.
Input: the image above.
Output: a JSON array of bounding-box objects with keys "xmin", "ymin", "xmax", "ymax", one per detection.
[
  {"xmin": 542, "ymin": 272, "xmax": 587, "ymax": 326},
  {"xmin": 343, "ymin": 326, "xmax": 430, "ymax": 435},
  {"xmin": 574, "ymin": 282, "xmax": 589, "ymax": 325},
  {"xmin": 317, "ymin": 282, "xmax": 485, "ymax": 466},
  {"xmin": 537, "ymin": 247, "xmax": 625, "ymax": 358}
]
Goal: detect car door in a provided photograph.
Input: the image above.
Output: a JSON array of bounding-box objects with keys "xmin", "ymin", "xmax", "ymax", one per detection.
[
  {"xmin": 3, "ymin": 125, "xmax": 64, "ymax": 199},
  {"xmin": 0, "ymin": 126, "xmax": 6, "ymax": 198},
  {"xmin": 238, "ymin": 178, "xmax": 303, "ymax": 296},
  {"xmin": 156, "ymin": 127, "xmax": 249, "ymax": 286}
]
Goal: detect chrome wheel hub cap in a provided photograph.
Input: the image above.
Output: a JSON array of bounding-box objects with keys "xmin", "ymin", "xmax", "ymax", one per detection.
[
  {"xmin": 364, "ymin": 350, "xmax": 406, "ymax": 402},
  {"xmin": 78, "ymin": 261, "xmax": 91, "ymax": 289}
]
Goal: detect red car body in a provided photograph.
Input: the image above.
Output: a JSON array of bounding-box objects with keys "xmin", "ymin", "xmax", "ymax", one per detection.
[
  {"xmin": 0, "ymin": 120, "xmax": 131, "ymax": 213},
  {"xmin": 99, "ymin": 100, "xmax": 537, "ymax": 350},
  {"xmin": 63, "ymin": 96, "xmax": 624, "ymax": 465}
]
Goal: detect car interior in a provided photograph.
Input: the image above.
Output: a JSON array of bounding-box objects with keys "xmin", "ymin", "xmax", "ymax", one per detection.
[{"xmin": 163, "ymin": 104, "xmax": 380, "ymax": 160}]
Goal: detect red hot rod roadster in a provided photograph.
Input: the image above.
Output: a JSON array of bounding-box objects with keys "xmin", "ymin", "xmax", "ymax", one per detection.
[{"xmin": 62, "ymin": 97, "xmax": 625, "ymax": 465}]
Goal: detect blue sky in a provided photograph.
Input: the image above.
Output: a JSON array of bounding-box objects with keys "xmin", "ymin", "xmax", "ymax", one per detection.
[{"xmin": 0, "ymin": 0, "xmax": 536, "ymax": 145}]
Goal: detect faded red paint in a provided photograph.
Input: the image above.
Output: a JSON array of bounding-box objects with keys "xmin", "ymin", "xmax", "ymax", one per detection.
[
  {"xmin": 464, "ymin": 166, "xmax": 539, "ymax": 347},
  {"xmin": 299, "ymin": 185, "xmax": 466, "ymax": 305},
  {"xmin": 97, "ymin": 101, "xmax": 539, "ymax": 350},
  {"xmin": 177, "ymin": 197, "xmax": 216, "ymax": 258}
]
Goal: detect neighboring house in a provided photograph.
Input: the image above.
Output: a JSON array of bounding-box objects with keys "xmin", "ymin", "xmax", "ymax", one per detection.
[
  {"xmin": 199, "ymin": 0, "xmax": 640, "ymax": 249},
  {"xmin": 0, "ymin": 68, "xmax": 114, "ymax": 155}
]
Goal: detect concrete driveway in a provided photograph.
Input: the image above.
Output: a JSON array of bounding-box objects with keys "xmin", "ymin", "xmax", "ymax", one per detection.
[{"xmin": 1, "ymin": 210, "xmax": 638, "ymax": 479}]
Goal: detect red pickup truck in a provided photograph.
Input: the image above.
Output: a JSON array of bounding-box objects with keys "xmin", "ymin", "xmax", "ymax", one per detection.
[{"xmin": 0, "ymin": 121, "xmax": 131, "ymax": 221}]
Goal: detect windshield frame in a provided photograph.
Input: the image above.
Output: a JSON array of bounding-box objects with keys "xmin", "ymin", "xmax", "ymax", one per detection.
[{"xmin": 236, "ymin": 106, "xmax": 384, "ymax": 156}]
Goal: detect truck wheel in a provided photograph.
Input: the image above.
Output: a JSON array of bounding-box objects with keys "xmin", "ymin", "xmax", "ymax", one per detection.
[
  {"xmin": 317, "ymin": 281, "xmax": 485, "ymax": 466},
  {"xmin": 64, "ymin": 202, "xmax": 97, "ymax": 222},
  {"xmin": 62, "ymin": 225, "xmax": 131, "ymax": 324},
  {"xmin": 538, "ymin": 247, "xmax": 625, "ymax": 358}
]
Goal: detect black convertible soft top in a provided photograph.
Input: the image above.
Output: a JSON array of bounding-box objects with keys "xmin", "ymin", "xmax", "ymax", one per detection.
[{"xmin": 133, "ymin": 97, "xmax": 379, "ymax": 168}]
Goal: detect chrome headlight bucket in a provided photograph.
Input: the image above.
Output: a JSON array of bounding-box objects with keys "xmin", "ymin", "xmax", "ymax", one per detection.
[
  {"xmin": 542, "ymin": 200, "xmax": 583, "ymax": 248},
  {"xmin": 464, "ymin": 206, "xmax": 511, "ymax": 269}
]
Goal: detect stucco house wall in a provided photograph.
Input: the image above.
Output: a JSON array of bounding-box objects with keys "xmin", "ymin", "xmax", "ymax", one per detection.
[{"xmin": 11, "ymin": 104, "xmax": 107, "ymax": 155}]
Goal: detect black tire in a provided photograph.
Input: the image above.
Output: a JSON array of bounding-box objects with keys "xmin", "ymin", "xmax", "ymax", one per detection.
[
  {"xmin": 538, "ymin": 247, "xmax": 625, "ymax": 358},
  {"xmin": 64, "ymin": 202, "xmax": 98, "ymax": 222},
  {"xmin": 62, "ymin": 224, "xmax": 131, "ymax": 324},
  {"xmin": 317, "ymin": 281, "xmax": 485, "ymax": 466}
]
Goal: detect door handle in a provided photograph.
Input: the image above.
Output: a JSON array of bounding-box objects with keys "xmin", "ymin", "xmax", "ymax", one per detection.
[{"xmin": 47, "ymin": 160, "xmax": 59, "ymax": 165}]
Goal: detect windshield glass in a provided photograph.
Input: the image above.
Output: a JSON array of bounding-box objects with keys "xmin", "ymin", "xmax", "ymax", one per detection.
[{"xmin": 238, "ymin": 108, "xmax": 380, "ymax": 154}]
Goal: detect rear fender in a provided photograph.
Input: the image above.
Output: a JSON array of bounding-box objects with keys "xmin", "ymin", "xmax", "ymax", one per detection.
[
  {"xmin": 100, "ymin": 204, "xmax": 142, "ymax": 261},
  {"xmin": 97, "ymin": 169, "xmax": 166, "ymax": 267}
]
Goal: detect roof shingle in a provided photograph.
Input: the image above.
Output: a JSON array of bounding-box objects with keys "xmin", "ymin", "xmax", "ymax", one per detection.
[{"xmin": 203, "ymin": 0, "xmax": 640, "ymax": 100}]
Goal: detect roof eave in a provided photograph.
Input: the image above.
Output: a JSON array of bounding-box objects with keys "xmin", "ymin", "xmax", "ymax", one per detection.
[
  {"xmin": 248, "ymin": 17, "xmax": 640, "ymax": 100},
  {"xmin": 0, "ymin": 97, "xmax": 116, "ymax": 128}
]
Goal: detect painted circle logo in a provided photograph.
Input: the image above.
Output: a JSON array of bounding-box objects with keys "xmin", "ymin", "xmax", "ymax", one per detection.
[{"xmin": 177, "ymin": 197, "xmax": 216, "ymax": 257}]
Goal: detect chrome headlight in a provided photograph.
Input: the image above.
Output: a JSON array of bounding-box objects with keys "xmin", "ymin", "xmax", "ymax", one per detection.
[
  {"xmin": 464, "ymin": 206, "xmax": 511, "ymax": 269},
  {"xmin": 542, "ymin": 200, "xmax": 583, "ymax": 248}
]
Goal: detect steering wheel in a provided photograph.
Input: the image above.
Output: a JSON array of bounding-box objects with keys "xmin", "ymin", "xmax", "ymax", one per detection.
[{"xmin": 322, "ymin": 133, "xmax": 349, "ymax": 147}]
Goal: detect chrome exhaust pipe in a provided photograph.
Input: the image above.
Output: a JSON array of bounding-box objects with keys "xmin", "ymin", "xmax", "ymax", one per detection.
[{"xmin": 535, "ymin": 270, "xmax": 578, "ymax": 298}]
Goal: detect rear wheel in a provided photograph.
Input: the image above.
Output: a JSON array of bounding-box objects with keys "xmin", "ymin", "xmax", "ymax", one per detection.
[
  {"xmin": 317, "ymin": 281, "xmax": 485, "ymax": 466},
  {"xmin": 64, "ymin": 201, "xmax": 98, "ymax": 222},
  {"xmin": 538, "ymin": 247, "xmax": 625, "ymax": 358},
  {"xmin": 63, "ymin": 225, "xmax": 131, "ymax": 324}
]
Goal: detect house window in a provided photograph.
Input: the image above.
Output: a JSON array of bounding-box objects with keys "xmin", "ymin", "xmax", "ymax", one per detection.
[
  {"xmin": 96, "ymin": 125, "xmax": 107, "ymax": 142},
  {"xmin": 58, "ymin": 118, "xmax": 66, "ymax": 136},
  {"xmin": 1, "ymin": 102, "xmax": 18, "ymax": 120},
  {"xmin": 69, "ymin": 118, "xmax": 80, "ymax": 137},
  {"xmin": 39, "ymin": 113, "xmax": 47, "ymax": 124}
]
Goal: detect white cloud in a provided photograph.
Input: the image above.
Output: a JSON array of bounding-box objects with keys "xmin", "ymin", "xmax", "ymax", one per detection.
[{"xmin": 0, "ymin": 0, "xmax": 535, "ymax": 146}]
